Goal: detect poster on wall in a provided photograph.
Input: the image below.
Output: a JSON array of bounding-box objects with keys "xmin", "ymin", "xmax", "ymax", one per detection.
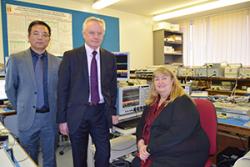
[{"xmin": 6, "ymin": 4, "xmax": 73, "ymax": 56}]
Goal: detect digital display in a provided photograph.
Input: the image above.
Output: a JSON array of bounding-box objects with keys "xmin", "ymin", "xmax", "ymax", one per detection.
[{"xmin": 113, "ymin": 52, "xmax": 129, "ymax": 81}]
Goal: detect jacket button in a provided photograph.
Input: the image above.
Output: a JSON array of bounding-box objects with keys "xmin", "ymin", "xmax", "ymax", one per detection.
[
  {"xmin": 34, "ymin": 92, "xmax": 37, "ymax": 94},
  {"xmin": 33, "ymin": 106, "xmax": 36, "ymax": 108}
]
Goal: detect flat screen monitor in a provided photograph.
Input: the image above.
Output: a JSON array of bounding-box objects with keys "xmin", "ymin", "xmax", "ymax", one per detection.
[
  {"xmin": 113, "ymin": 52, "xmax": 130, "ymax": 81},
  {"xmin": 0, "ymin": 79, "xmax": 7, "ymax": 101}
]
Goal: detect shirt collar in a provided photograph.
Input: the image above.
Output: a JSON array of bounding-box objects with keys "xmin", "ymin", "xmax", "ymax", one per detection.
[
  {"xmin": 84, "ymin": 43, "xmax": 100, "ymax": 57},
  {"xmin": 30, "ymin": 48, "xmax": 47, "ymax": 58}
]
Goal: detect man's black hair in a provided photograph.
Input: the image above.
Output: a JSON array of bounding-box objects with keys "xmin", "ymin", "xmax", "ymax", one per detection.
[{"xmin": 28, "ymin": 20, "xmax": 51, "ymax": 36}]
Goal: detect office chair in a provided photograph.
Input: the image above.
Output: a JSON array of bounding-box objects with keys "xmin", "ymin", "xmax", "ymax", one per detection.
[
  {"xmin": 194, "ymin": 98, "xmax": 217, "ymax": 167},
  {"xmin": 58, "ymin": 134, "xmax": 71, "ymax": 155}
]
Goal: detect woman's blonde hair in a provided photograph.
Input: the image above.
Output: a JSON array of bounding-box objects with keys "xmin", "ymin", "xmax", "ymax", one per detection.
[{"xmin": 146, "ymin": 67, "xmax": 185, "ymax": 105}]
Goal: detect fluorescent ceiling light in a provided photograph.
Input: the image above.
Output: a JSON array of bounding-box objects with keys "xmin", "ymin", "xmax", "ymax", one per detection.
[
  {"xmin": 151, "ymin": 0, "xmax": 211, "ymax": 16},
  {"xmin": 92, "ymin": 0, "xmax": 120, "ymax": 9},
  {"xmin": 153, "ymin": 0, "xmax": 250, "ymax": 21}
]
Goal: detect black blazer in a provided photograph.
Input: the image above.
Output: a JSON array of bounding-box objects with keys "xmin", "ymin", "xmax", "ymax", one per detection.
[
  {"xmin": 57, "ymin": 46, "xmax": 117, "ymax": 133},
  {"xmin": 135, "ymin": 95, "xmax": 209, "ymax": 167}
]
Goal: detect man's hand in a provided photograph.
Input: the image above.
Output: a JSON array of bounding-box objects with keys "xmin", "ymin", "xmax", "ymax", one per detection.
[
  {"xmin": 59, "ymin": 122, "xmax": 69, "ymax": 136},
  {"xmin": 112, "ymin": 115, "xmax": 119, "ymax": 125}
]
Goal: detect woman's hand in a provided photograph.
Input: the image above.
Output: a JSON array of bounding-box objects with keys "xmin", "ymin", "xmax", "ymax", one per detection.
[{"xmin": 137, "ymin": 139, "xmax": 150, "ymax": 161}]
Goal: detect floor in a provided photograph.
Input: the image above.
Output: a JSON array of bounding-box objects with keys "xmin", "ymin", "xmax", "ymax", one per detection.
[
  {"xmin": 56, "ymin": 144, "xmax": 73, "ymax": 167},
  {"xmin": 38, "ymin": 140, "xmax": 73, "ymax": 167}
]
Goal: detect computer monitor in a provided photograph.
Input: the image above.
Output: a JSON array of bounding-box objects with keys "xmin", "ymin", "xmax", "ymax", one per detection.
[
  {"xmin": 0, "ymin": 79, "xmax": 7, "ymax": 104},
  {"xmin": 113, "ymin": 52, "xmax": 130, "ymax": 81}
]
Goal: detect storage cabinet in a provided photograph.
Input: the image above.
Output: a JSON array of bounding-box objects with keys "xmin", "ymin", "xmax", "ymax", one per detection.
[{"xmin": 153, "ymin": 30, "xmax": 183, "ymax": 65}]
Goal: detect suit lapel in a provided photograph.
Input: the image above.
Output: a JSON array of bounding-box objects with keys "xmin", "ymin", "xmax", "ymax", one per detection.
[
  {"xmin": 24, "ymin": 49, "xmax": 36, "ymax": 88},
  {"xmin": 100, "ymin": 49, "xmax": 105, "ymax": 87},
  {"xmin": 47, "ymin": 53, "xmax": 53, "ymax": 92},
  {"xmin": 79, "ymin": 46, "xmax": 89, "ymax": 86}
]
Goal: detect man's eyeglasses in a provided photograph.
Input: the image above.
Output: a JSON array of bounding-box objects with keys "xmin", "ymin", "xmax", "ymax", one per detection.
[{"xmin": 30, "ymin": 32, "xmax": 50, "ymax": 38}]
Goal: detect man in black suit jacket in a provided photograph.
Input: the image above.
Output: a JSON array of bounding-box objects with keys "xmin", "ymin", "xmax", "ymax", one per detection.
[{"xmin": 57, "ymin": 16, "xmax": 118, "ymax": 167}]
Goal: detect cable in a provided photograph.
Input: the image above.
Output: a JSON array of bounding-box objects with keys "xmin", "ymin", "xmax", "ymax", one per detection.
[
  {"xmin": 6, "ymin": 131, "xmax": 29, "ymax": 164},
  {"xmin": 0, "ymin": 125, "xmax": 29, "ymax": 164},
  {"xmin": 230, "ymin": 78, "xmax": 238, "ymax": 98},
  {"xmin": 16, "ymin": 156, "xmax": 29, "ymax": 163},
  {"xmin": 6, "ymin": 148, "xmax": 15, "ymax": 162}
]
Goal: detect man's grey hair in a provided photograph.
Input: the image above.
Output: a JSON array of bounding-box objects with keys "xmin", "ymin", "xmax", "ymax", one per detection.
[{"xmin": 82, "ymin": 16, "xmax": 106, "ymax": 32}]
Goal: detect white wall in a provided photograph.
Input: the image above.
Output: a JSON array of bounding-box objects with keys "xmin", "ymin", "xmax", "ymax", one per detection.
[{"xmin": 0, "ymin": 0, "xmax": 153, "ymax": 69}]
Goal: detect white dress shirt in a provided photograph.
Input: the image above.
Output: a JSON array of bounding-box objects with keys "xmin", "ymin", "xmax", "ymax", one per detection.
[{"xmin": 85, "ymin": 43, "xmax": 104, "ymax": 103}]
